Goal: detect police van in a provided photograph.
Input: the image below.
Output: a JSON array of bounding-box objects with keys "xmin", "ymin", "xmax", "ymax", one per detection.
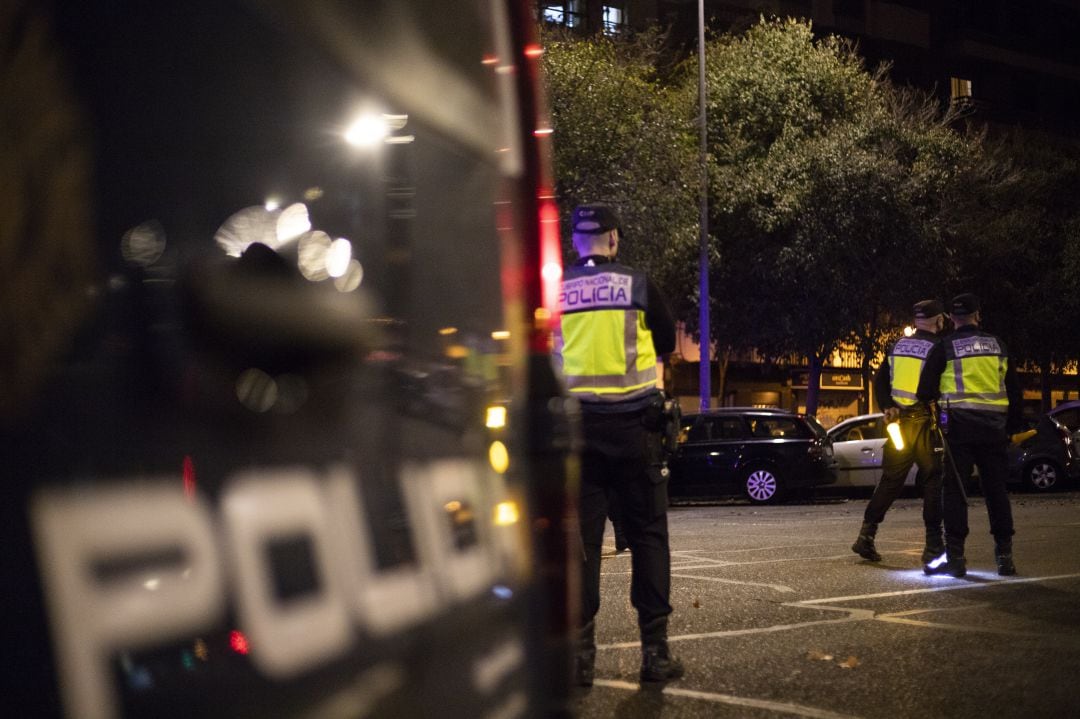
[{"xmin": 2, "ymin": 2, "xmax": 576, "ymax": 717}]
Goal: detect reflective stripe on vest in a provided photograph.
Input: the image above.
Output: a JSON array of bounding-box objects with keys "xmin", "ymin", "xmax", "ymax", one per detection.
[
  {"xmin": 940, "ymin": 335, "xmax": 1009, "ymax": 413},
  {"xmin": 553, "ymin": 266, "xmax": 658, "ymax": 404},
  {"xmin": 887, "ymin": 337, "xmax": 935, "ymax": 407}
]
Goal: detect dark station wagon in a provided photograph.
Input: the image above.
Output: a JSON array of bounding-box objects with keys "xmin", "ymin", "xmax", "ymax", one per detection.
[{"xmin": 669, "ymin": 408, "xmax": 837, "ymax": 504}]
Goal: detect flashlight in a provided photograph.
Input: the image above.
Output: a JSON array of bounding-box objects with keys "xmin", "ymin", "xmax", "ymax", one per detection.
[
  {"xmin": 926, "ymin": 553, "xmax": 948, "ymax": 570},
  {"xmin": 1010, "ymin": 429, "xmax": 1037, "ymax": 445},
  {"xmin": 886, "ymin": 421, "xmax": 904, "ymax": 451}
]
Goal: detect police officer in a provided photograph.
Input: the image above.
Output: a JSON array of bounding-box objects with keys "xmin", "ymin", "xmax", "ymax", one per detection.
[
  {"xmin": 852, "ymin": 300, "xmax": 946, "ymax": 569},
  {"xmin": 553, "ymin": 203, "xmax": 682, "ymax": 686},
  {"xmin": 924, "ymin": 293, "xmax": 1022, "ymax": 577}
]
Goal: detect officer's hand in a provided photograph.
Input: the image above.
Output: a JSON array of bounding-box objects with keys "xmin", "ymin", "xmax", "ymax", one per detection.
[{"xmin": 883, "ymin": 407, "xmax": 900, "ymax": 424}]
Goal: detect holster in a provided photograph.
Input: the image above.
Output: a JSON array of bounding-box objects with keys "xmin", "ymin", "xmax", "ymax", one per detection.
[
  {"xmin": 645, "ymin": 430, "xmax": 670, "ymax": 519},
  {"xmin": 642, "ymin": 392, "xmax": 681, "ymax": 457}
]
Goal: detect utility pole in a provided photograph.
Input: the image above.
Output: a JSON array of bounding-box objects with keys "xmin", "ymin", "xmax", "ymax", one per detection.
[{"xmin": 697, "ymin": 0, "xmax": 711, "ymax": 410}]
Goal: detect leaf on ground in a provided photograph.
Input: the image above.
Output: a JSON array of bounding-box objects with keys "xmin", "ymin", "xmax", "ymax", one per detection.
[
  {"xmin": 838, "ymin": 656, "xmax": 860, "ymax": 669},
  {"xmin": 806, "ymin": 650, "xmax": 832, "ymax": 661}
]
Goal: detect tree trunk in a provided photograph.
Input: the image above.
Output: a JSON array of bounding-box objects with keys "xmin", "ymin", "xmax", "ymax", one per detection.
[
  {"xmin": 805, "ymin": 352, "xmax": 823, "ymax": 417},
  {"xmin": 1041, "ymin": 361, "xmax": 1052, "ymax": 414},
  {"xmin": 860, "ymin": 356, "xmax": 873, "ymax": 415},
  {"xmin": 859, "ymin": 312, "xmax": 878, "ymax": 416},
  {"xmin": 717, "ymin": 346, "xmax": 731, "ymax": 407}
]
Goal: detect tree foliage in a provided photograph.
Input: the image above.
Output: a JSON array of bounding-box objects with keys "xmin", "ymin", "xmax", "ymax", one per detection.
[
  {"xmin": 540, "ymin": 17, "xmax": 1079, "ymax": 415},
  {"xmin": 539, "ymin": 26, "xmax": 698, "ymax": 280},
  {"xmin": 951, "ymin": 130, "xmax": 1080, "ymax": 409},
  {"xmin": 695, "ymin": 18, "xmax": 976, "ymax": 413}
]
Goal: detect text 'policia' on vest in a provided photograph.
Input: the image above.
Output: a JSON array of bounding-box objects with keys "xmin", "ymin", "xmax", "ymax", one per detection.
[
  {"xmin": 555, "ymin": 260, "xmax": 658, "ymax": 404},
  {"xmin": 888, "ymin": 336, "xmax": 937, "ymax": 407}
]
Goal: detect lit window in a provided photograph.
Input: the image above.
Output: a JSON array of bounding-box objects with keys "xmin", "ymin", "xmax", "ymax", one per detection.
[
  {"xmin": 542, "ymin": 2, "xmax": 582, "ymax": 28},
  {"xmin": 951, "ymin": 77, "xmax": 973, "ymax": 99},
  {"xmin": 602, "ymin": 5, "xmax": 627, "ymax": 35}
]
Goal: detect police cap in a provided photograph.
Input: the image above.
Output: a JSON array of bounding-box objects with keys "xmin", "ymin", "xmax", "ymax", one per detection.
[
  {"xmin": 572, "ymin": 203, "xmax": 621, "ymax": 235},
  {"xmin": 949, "ymin": 293, "xmax": 981, "ymax": 315},
  {"xmin": 912, "ymin": 299, "xmax": 944, "ymax": 319}
]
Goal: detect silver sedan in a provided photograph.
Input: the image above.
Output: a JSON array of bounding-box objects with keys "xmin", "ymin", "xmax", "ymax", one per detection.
[{"xmin": 826, "ymin": 414, "xmax": 918, "ymax": 488}]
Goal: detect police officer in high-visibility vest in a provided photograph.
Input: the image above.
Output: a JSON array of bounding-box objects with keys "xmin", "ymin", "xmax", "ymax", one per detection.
[
  {"xmin": 924, "ymin": 293, "xmax": 1022, "ymax": 577},
  {"xmin": 553, "ymin": 203, "xmax": 683, "ymax": 686},
  {"xmin": 852, "ymin": 299, "xmax": 946, "ymax": 569}
]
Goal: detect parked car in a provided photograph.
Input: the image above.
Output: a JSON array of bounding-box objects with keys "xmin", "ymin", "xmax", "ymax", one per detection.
[
  {"xmin": 1012, "ymin": 413, "xmax": 1079, "ymax": 490},
  {"xmin": 828, "ymin": 414, "xmax": 918, "ymax": 489},
  {"xmin": 1048, "ymin": 399, "xmax": 1080, "ymax": 442},
  {"xmin": 669, "ymin": 408, "xmax": 837, "ymax": 504},
  {"xmin": 827, "ymin": 412, "xmax": 1077, "ymax": 493}
]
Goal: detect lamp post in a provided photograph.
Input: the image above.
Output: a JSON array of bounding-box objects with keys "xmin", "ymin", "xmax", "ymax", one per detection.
[{"xmin": 697, "ymin": 0, "xmax": 711, "ymax": 411}]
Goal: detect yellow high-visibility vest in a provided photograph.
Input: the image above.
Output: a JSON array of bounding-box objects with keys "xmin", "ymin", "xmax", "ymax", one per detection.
[
  {"xmin": 553, "ymin": 262, "xmax": 657, "ymax": 404},
  {"xmin": 887, "ymin": 335, "xmax": 937, "ymax": 407},
  {"xmin": 940, "ymin": 331, "xmax": 1009, "ymax": 413}
]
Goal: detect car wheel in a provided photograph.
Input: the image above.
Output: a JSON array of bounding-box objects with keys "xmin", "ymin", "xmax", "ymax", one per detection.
[
  {"xmin": 1024, "ymin": 460, "xmax": 1061, "ymax": 492},
  {"xmin": 744, "ymin": 466, "xmax": 783, "ymax": 504}
]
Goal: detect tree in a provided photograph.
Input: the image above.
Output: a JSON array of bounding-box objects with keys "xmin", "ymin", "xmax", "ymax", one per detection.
[
  {"xmin": 696, "ymin": 18, "xmax": 975, "ymax": 415},
  {"xmin": 539, "ymin": 26, "xmax": 698, "ymax": 279},
  {"xmin": 950, "ymin": 129, "xmax": 1080, "ymax": 412}
]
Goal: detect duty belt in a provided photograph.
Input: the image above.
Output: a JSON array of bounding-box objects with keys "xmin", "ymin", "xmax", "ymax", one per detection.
[{"xmin": 898, "ymin": 405, "xmax": 930, "ymax": 419}]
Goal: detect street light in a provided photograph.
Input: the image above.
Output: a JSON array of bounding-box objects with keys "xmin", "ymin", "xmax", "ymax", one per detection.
[
  {"xmin": 344, "ymin": 113, "xmax": 389, "ymax": 146},
  {"xmin": 697, "ymin": 0, "xmax": 711, "ymax": 411}
]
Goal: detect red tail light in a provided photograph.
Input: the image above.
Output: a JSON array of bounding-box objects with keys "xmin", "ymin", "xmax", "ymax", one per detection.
[
  {"xmin": 229, "ymin": 630, "xmax": 250, "ymax": 655},
  {"xmin": 182, "ymin": 455, "xmax": 196, "ymax": 501}
]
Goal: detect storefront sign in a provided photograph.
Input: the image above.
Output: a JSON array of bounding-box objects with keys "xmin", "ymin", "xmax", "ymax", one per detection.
[{"xmin": 791, "ymin": 371, "xmax": 864, "ymax": 390}]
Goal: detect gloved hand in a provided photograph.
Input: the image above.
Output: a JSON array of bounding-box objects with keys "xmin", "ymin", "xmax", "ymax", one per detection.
[{"xmin": 883, "ymin": 407, "xmax": 900, "ymax": 424}]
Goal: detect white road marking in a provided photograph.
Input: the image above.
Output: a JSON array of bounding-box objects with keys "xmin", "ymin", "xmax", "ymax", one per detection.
[
  {"xmin": 675, "ymin": 541, "xmax": 914, "ymax": 554},
  {"xmin": 882, "ymin": 604, "xmax": 990, "ymax": 616},
  {"xmin": 600, "ymin": 574, "xmax": 1080, "ymax": 651},
  {"xmin": 671, "ymin": 573, "xmax": 795, "ymax": 593},
  {"xmin": 592, "ymin": 679, "xmax": 865, "ymax": 719},
  {"xmin": 670, "ymin": 550, "xmax": 734, "ymax": 565},
  {"xmin": 600, "ymin": 608, "xmax": 875, "ymax": 650},
  {"xmin": 795, "ymin": 572, "xmax": 1080, "ymax": 606},
  {"xmin": 873, "ymin": 603, "xmax": 1080, "ymax": 643},
  {"xmin": 604, "ymin": 554, "xmax": 855, "ymax": 575},
  {"xmin": 874, "ymin": 614, "xmax": 1056, "ymax": 637}
]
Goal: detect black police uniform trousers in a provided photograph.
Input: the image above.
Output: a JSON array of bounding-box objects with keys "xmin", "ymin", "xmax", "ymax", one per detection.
[
  {"xmin": 942, "ymin": 436, "xmax": 1015, "ymax": 543},
  {"xmin": 863, "ymin": 408, "xmax": 943, "ymax": 530},
  {"xmin": 579, "ymin": 407, "xmax": 673, "ymax": 632}
]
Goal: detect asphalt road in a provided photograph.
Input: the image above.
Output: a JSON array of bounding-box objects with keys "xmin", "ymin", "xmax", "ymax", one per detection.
[{"xmin": 573, "ymin": 490, "xmax": 1080, "ymax": 718}]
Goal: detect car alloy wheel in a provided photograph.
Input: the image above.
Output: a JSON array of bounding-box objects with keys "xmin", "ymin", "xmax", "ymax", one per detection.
[
  {"xmin": 1025, "ymin": 461, "xmax": 1060, "ymax": 491},
  {"xmin": 745, "ymin": 468, "xmax": 779, "ymax": 503}
]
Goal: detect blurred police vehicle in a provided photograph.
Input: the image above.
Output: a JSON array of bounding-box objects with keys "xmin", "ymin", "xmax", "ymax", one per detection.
[{"xmin": 1, "ymin": 2, "xmax": 577, "ymax": 717}]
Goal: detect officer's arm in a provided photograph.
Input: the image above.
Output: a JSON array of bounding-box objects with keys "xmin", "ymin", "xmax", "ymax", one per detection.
[
  {"xmin": 646, "ymin": 278, "xmax": 676, "ymax": 357},
  {"xmin": 916, "ymin": 342, "xmax": 945, "ymax": 404},
  {"xmin": 1004, "ymin": 357, "xmax": 1023, "ymax": 435},
  {"xmin": 873, "ymin": 361, "xmax": 896, "ymax": 412}
]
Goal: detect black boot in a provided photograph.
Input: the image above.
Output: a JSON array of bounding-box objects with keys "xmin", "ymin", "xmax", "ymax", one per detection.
[
  {"xmin": 995, "ymin": 539, "xmax": 1017, "ymax": 576},
  {"xmin": 851, "ymin": 522, "xmax": 881, "ymax": 562},
  {"xmin": 925, "ymin": 535, "xmax": 965, "ymax": 577},
  {"xmin": 921, "ymin": 528, "xmax": 946, "ymax": 565},
  {"xmin": 614, "ymin": 524, "xmax": 629, "ymax": 555},
  {"xmin": 575, "ymin": 620, "xmax": 596, "ymax": 687},
  {"xmin": 639, "ymin": 618, "xmax": 684, "ymax": 683}
]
